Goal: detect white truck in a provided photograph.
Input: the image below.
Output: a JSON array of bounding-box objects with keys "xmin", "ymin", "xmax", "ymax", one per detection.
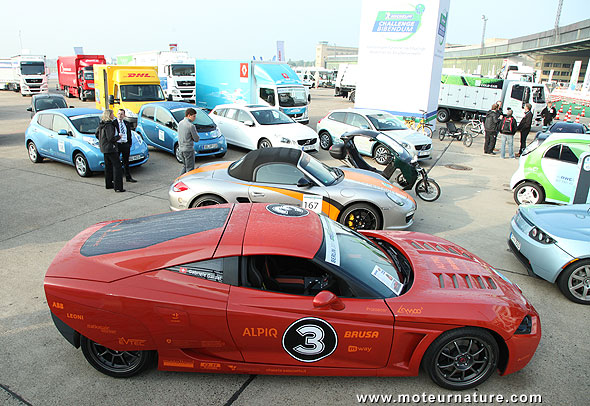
[
  {"xmin": 334, "ymin": 63, "xmax": 358, "ymax": 102},
  {"xmin": 436, "ymin": 74, "xmax": 548, "ymax": 125},
  {"xmin": 0, "ymin": 55, "xmax": 48, "ymax": 96},
  {"xmin": 116, "ymin": 51, "xmax": 195, "ymax": 102}
]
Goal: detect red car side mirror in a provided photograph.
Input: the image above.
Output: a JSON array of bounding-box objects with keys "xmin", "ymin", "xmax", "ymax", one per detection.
[{"xmin": 313, "ymin": 291, "xmax": 345, "ymax": 311}]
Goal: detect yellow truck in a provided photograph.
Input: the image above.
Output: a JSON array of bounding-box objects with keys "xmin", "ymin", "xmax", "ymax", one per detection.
[{"xmin": 93, "ymin": 65, "xmax": 165, "ymax": 126}]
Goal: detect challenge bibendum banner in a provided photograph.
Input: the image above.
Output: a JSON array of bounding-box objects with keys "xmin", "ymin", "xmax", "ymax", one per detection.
[{"xmin": 355, "ymin": 0, "xmax": 450, "ymax": 122}]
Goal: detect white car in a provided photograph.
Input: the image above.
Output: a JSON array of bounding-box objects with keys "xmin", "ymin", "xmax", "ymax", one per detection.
[
  {"xmin": 210, "ymin": 104, "xmax": 319, "ymax": 151},
  {"xmin": 317, "ymin": 108, "xmax": 432, "ymax": 162}
]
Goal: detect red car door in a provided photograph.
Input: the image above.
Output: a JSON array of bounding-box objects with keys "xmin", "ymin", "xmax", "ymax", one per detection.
[{"xmin": 227, "ymin": 287, "xmax": 394, "ymax": 369}]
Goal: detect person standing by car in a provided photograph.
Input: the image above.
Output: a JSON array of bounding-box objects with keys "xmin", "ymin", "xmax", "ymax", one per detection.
[
  {"xmin": 541, "ymin": 102, "xmax": 557, "ymax": 127},
  {"xmin": 483, "ymin": 103, "xmax": 500, "ymax": 155},
  {"xmin": 499, "ymin": 108, "xmax": 518, "ymax": 159},
  {"xmin": 178, "ymin": 108, "xmax": 200, "ymax": 175},
  {"xmin": 114, "ymin": 109, "xmax": 137, "ymax": 183},
  {"xmin": 516, "ymin": 103, "xmax": 533, "ymax": 157},
  {"xmin": 95, "ymin": 109, "xmax": 124, "ymax": 192}
]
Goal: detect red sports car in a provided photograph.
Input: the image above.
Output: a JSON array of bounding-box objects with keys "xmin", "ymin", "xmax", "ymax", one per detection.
[{"xmin": 44, "ymin": 203, "xmax": 540, "ymax": 390}]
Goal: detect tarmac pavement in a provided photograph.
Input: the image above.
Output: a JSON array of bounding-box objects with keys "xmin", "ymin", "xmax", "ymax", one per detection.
[{"xmin": 0, "ymin": 84, "xmax": 587, "ymax": 405}]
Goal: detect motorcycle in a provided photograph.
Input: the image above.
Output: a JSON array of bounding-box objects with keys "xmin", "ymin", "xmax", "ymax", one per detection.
[{"xmin": 329, "ymin": 130, "xmax": 441, "ymax": 202}]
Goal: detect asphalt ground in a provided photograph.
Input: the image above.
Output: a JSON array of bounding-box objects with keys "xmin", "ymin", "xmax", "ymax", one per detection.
[{"xmin": 0, "ymin": 83, "xmax": 587, "ymax": 405}]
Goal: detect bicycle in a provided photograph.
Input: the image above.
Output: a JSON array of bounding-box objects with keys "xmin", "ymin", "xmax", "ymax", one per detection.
[
  {"xmin": 405, "ymin": 110, "xmax": 434, "ymax": 138},
  {"xmin": 464, "ymin": 115, "xmax": 484, "ymax": 138}
]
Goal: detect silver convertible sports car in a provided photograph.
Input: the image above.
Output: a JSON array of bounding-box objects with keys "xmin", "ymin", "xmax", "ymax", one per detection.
[
  {"xmin": 169, "ymin": 148, "xmax": 417, "ymax": 230},
  {"xmin": 509, "ymin": 204, "xmax": 590, "ymax": 305}
]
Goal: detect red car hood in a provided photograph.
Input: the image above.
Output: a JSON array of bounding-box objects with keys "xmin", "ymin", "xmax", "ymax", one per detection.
[{"xmin": 362, "ymin": 230, "xmax": 535, "ymax": 339}]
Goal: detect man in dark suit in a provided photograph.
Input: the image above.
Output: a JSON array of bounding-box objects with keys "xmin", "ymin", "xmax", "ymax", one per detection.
[
  {"xmin": 516, "ymin": 103, "xmax": 533, "ymax": 157},
  {"xmin": 114, "ymin": 109, "xmax": 137, "ymax": 183}
]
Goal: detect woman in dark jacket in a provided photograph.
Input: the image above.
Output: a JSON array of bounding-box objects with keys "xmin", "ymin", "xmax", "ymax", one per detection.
[{"xmin": 95, "ymin": 109, "xmax": 124, "ymax": 192}]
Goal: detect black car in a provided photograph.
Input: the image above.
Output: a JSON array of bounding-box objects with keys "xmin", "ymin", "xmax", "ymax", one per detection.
[
  {"xmin": 534, "ymin": 122, "xmax": 590, "ymax": 143},
  {"xmin": 27, "ymin": 94, "xmax": 71, "ymax": 118}
]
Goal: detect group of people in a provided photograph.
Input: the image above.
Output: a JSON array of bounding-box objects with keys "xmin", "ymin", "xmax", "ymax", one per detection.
[
  {"xmin": 95, "ymin": 109, "xmax": 137, "ymax": 192},
  {"xmin": 95, "ymin": 107, "xmax": 200, "ymax": 192},
  {"xmin": 483, "ymin": 101, "xmax": 556, "ymax": 159}
]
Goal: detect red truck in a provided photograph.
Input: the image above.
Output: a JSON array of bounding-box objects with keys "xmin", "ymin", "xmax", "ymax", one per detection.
[{"xmin": 57, "ymin": 55, "xmax": 106, "ymax": 101}]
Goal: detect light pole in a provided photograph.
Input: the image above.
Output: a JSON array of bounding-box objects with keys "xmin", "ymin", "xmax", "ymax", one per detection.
[{"xmin": 480, "ymin": 15, "xmax": 488, "ymax": 55}]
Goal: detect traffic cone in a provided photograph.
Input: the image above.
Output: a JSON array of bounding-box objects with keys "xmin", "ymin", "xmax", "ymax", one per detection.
[
  {"xmin": 575, "ymin": 115, "xmax": 580, "ymax": 123},
  {"xmin": 565, "ymin": 111, "xmax": 570, "ymax": 121},
  {"xmin": 555, "ymin": 111, "xmax": 560, "ymax": 120},
  {"xmin": 559, "ymin": 106, "xmax": 563, "ymax": 113},
  {"xmin": 582, "ymin": 108, "xmax": 586, "ymax": 117}
]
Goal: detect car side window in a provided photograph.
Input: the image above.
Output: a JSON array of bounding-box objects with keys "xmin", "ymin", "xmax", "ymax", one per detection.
[
  {"xmin": 38, "ymin": 114, "xmax": 53, "ymax": 130},
  {"xmin": 544, "ymin": 145, "xmax": 560, "ymax": 160},
  {"xmin": 225, "ymin": 109, "xmax": 238, "ymax": 121},
  {"xmin": 345, "ymin": 113, "xmax": 370, "ymax": 129},
  {"xmin": 165, "ymin": 257, "xmax": 239, "ymax": 286},
  {"xmin": 559, "ymin": 146, "xmax": 578, "ymax": 164},
  {"xmin": 243, "ymin": 255, "xmax": 352, "ymax": 297},
  {"xmin": 213, "ymin": 108, "xmax": 225, "ymax": 116},
  {"xmin": 329, "ymin": 112, "xmax": 346, "ymax": 123},
  {"xmin": 511, "ymin": 84, "xmax": 524, "ymax": 101},
  {"xmin": 236, "ymin": 110, "xmax": 251, "ymax": 124},
  {"xmin": 156, "ymin": 108, "xmax": 176, "ymax": 130},
  {"xmin": 255, "ymin": 163, "xmax": 305, "ymax": 184},
  {"xmin": 52, "ymin": 115, "xmax": 72, "ymax": 134},
  {"xmin": 260, "ymin": 88, "xmax": 275, "ymax": 105},
  {"xmin": 141, "ymin": 106, "xmax": 155, "ymax": 120}
]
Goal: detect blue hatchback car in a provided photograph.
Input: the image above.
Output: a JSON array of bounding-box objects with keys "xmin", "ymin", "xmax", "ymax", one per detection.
[
  {"xmin": 135, "ymin": 102, "xmax": 227, "ymax": 162},
  {"xmin": 25, "ymin": 108, "xmax": 149, "ymax": 177}
]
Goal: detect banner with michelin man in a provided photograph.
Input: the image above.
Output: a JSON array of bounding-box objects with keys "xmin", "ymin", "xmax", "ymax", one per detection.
[{"xmin": 355, "ymin": 0, "xmax": 450, "ymax": 123}]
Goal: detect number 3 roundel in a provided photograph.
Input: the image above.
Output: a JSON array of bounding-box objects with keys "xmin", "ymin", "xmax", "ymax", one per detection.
[{"xmin": 282, "ymin": 317, "xmax": 338, "ymax": 362}]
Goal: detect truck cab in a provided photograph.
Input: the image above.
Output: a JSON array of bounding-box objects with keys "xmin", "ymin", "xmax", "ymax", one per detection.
[
  {"xmin": 93, "ymin": 65, "xmax": 166, "ymax": 127},
  {"xmin": 17, "ymin": 55, "xmax": 48, "ymax": 96},
  {"xmin": 502, "ymin": 81, "xmax": 548, "ymax": 124},
  {"xmin": 162, "ymin": 62, "xmax": 195, "ymax": 102}
]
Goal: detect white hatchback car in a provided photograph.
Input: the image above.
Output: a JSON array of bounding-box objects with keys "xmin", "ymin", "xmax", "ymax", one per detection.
[
  {"xmin": 210, "ymin": 104, "xmax": 319, "ymax": 151},
  {"xmin": 317, "ymin": 108, "xmax": 432, "ymax": 162}
]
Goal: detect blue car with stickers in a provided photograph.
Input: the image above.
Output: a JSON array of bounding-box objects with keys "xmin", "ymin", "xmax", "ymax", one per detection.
[
  {"xmin": 135, "ymin": 102, "xmax": 227, "ymax": 163},
  {"xmin": 25, "ymin": 108, "xmax": 149, "ymax": 177}
]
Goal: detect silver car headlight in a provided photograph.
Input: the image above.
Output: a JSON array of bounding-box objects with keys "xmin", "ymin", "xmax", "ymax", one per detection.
[
  {"xmin": 386, "ymin": 192, "xmax": 405, "ymax": 206},
  {"xmin": 280, "ymin": 137, "xmax": 292, "ymax": 144},
  {"xmin": 83, "ymin": 136, "xmax": 99, "ymax": 148},
  {"xmin": 124, "ymin": 109, "xmax": 138, "ymax": 118},
  {"xmin": 401, "ymin": 142, "xmax": 410, "ymax": 149},
  {"xmin": 212, "ymin": 128, "xmax": 221, "ymax": 138}
]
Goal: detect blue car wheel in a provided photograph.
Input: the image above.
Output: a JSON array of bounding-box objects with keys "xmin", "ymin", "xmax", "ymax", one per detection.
[{"xmin": 74, "ymin": 153, "xmax": 92, "ymax": 178}]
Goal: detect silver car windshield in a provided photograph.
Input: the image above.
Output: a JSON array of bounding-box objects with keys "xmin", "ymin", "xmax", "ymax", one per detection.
[{"xmin": 367, "ymin": 113, "xmax": 406, "ymax": 131}]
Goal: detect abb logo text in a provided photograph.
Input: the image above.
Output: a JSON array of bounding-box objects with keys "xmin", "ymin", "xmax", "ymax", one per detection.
[{"xmin": 127, "ymin": 73, "xmax": 151, "ymax": 78}]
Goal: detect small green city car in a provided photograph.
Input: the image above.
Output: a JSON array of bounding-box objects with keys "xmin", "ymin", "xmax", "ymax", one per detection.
[{"xmin": 511, "ymin": 133, "xmax": 590, "ymax": 205}]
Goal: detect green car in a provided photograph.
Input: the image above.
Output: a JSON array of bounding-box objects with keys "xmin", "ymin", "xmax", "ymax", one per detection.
[{"xmin": 510, "ymin": 133, "xmax": 590, "ymax": 205}]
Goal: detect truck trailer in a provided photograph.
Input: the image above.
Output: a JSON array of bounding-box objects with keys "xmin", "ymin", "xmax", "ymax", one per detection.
[
  {"xmin": 58, "ymin": 55, "xmax": 106, "ymax": 101},
  {"xmin": 117, "ymin": 51, "xmax": 195, "ymax": 102},
  {"xmin": 93, "ymin": 64, "xmax": 165, "ymax": 126},
  {"xmin": 436, "ymin": 74, "xmax": 548, "ymax": 124},
  {"xmin": 195, "ymin": 60, "xmax": 309, "ymax": 124},
  {"xmin": 0, "ymin": 55, "xmax": 48, "ymax": 96}
]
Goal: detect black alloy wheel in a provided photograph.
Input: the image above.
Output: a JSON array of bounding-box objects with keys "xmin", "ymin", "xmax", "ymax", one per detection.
[
  {"xmin": 339, "ymin": 203, "xmax": 382, "ymax": 230},
  {"xmin": 80, "ymin": 336, "xmax": 154, "ymax": 378}
]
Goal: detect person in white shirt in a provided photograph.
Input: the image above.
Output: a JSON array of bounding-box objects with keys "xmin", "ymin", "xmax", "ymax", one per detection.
[{"xmin": 114, "ymin": 109, "xmax": 137, "ymax": 183}]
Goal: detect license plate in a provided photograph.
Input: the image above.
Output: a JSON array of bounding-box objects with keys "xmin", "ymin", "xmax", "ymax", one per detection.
[
  {"xmin": 203, "ymin": 143, "xmax": 217, "ymax": 150},
  {"xmin": 510, "ymin": 233, "xmax": 521, "ymax": 251},
  {"xmin": 129, "ymin": 155, "xmax": 143, "ymax": 162},
  {"xmin": 418, "ymin": 150, "xmax": 430, "ymax": 156},
  {"xmin": 302, "ymin": 144, "xmax": 315, "ymax": 151}
]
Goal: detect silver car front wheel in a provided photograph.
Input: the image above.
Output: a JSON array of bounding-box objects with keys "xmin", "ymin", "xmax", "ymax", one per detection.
[{"xmin": 558, "ymin": 260, "xmax": 590, "ymax": 305}]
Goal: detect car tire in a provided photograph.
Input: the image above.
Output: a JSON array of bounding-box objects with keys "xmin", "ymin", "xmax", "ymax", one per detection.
[
  {"xmin": 27, "ymin": 141, "xmax": 43, "ymax": 163},
  {"xmin": 422, "ymin": 327, "xmax": 499, "ymax": 390},
  {"xmin": 74, "ymin": 153, "xmax": 92, "ymax": 177},
  {"xmin": 513, "ymin": 181, "xmax": 545, "ymax": 205},
  {"xmin": 373, "ymin": 143, "xmax": 393, "ymax": 165},
  {"xmin": 319, "ymin": 131, "xmax": 333, "ymax": 150},
  {"xmin": 174, "ymin": 144, "xmax": 183, "ymax": 163},
  {"xmin": 437, "ymin": 108, "xmax": 450, "ymax": 123},
  {"xmin": 557, "ymin": 259, "xmax": 590, "ymax": 304},
  {"xmin": 80, "ymin": 336, "xmax": 155, "ymax": 378},
  {"xmin": 258, "ymin": 138, "xmax": 272, "ymax": 149},
  {"xmin": 338, "ymin": 203, "xmax": 382, "ymax": 230},
  {"xmin": 190, "ymin": 194, "xmax": 227, "ymax": 208}
]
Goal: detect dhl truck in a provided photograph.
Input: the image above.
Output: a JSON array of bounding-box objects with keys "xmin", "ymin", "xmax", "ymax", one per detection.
[{"xmin": 93, "ymin": 65, "xmax": 165, "ymax": 126}]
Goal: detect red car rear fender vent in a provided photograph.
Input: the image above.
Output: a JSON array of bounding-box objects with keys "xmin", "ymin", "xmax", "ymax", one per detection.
[
  {"xmin": 410, "ymin": 240, "xmax": 475, "ymax": 260},
  {"xmin": 435, "ymin": 273, "xmax": 498, "ymax": 290}
]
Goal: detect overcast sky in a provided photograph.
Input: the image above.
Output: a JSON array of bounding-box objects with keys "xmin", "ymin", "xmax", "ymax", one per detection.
[{"xmin": 1, "ymin": 0, "xmax": 588, "ymax": 60}]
